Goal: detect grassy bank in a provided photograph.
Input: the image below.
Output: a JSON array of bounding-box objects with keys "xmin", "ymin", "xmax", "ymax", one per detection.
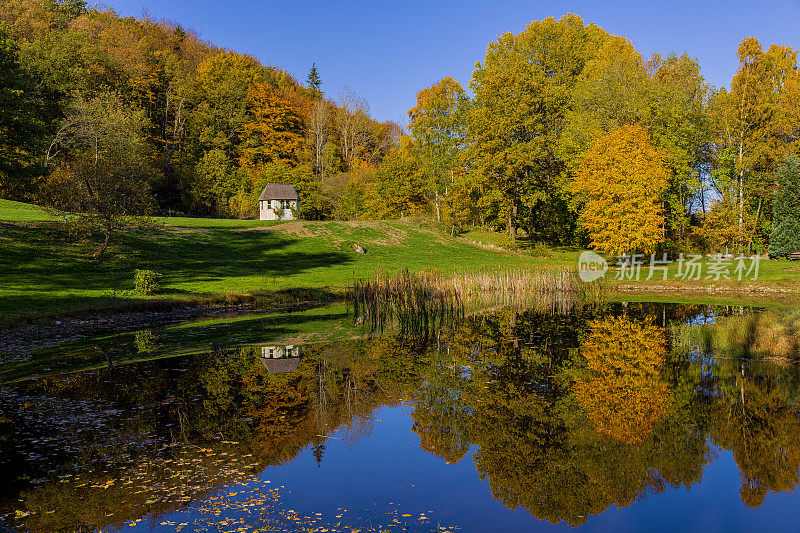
[
  {"xmin": 1, "ymin": 200, "xmax": 562, "ymax": 325},
  {"xmin": 2, "ymin": 199, "xmax": 800, "ymax": 326}
]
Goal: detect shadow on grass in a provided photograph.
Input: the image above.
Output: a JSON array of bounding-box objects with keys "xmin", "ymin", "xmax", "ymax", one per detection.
[{"xmin": 0, "ymin": 222, "xmax": 352, "ymax": 321}]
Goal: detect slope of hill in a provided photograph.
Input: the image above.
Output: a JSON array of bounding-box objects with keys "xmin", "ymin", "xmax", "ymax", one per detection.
[{"xmin": 0, "ymin": 200, "xmax": 561, "ymax": 325}]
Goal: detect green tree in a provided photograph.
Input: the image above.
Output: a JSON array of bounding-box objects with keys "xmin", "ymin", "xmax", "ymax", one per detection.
[
  {"xmin": 372, "ymin": 145, "xmax": 428, "ymax": 218},
  {"xmin": 306, "ymin": 62, "xmax": 322, "ymax": 99},
  {"xmin": 0, "ymin": 22, "xmax": 54, "ymax": 200},
  {"xmin": 43, "ymin": 93, "xmax": 156, "ymax": 256},
  {"xmin": 769, "ymin": 154, "xmax": 800, "ymax": 257}
]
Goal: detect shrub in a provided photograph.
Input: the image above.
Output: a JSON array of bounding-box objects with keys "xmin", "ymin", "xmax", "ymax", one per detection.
[
  {"xmin": 530, "ymin": 242, "xmax": 552, "ymax": 258},
  {"xmin": 134, "ymin": 269, "xmax": 162, "ymax": 294}
]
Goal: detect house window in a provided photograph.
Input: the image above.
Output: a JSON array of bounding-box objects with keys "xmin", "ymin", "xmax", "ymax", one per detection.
[{"xmin": 265, "ymin": 200, "xmax": 271, "ymax": 210}]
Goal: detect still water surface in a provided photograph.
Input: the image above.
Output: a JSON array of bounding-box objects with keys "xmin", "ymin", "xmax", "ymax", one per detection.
[{"xmin": 1, "ymin": 302, "xmax": 799, "ymax": 532}]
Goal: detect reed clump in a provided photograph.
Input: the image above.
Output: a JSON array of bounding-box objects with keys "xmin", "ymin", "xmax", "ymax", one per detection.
[{"xmin": 350, "ymin": 268, "xmax": 604, "ymax": 338}]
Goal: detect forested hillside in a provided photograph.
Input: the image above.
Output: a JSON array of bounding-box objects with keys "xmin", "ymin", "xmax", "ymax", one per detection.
[
  {"xmin": 0, "ymin": 0, "xmax": 400, "ymax": 221},
  {"xmin": 2, "ymin": 3, "xmax": 800, "ymax": 255}
]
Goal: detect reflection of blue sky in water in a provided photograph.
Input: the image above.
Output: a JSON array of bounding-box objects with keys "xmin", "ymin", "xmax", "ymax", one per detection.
[{"xmin": 145, "ymin": 406, "xmax": 800, "ymax": 533}]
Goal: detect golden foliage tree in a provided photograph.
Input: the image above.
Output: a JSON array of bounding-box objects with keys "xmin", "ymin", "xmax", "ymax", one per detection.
[
  {"xmin": 240, "ymin": 82, "xmax": 306, "ymax": 167},
  {"xmin": 407, "ymin": 77, "xmax": 467, "ymax": 222},
  {"xmin": 573, "ymin": 124, "xmax": 668, "ymax": 254}
]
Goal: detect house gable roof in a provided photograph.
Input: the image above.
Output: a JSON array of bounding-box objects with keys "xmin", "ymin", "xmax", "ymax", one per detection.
[{"xmin": 258, "ymin": 183, "xmax": 299, "ymax": 201}]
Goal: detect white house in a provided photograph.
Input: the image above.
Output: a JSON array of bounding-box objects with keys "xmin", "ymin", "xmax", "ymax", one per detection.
[{"xmin": 258, "ymin": 183, "xmax": 299, "ymax": 221}]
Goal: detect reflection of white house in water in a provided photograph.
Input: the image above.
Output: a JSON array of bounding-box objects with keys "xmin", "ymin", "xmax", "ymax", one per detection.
[{"xmin": 260, "ymin": 344, "xmax": 302, "ymax": 374}]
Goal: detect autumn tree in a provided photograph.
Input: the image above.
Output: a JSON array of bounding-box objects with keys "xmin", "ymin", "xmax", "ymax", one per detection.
[
  {"xmin": 562, "ymin": 35, "xmax": 650, "ymax": 157},
  {"xmin": 710, "ymin": 38, "xmax": 799, "ymax": 243},
  {"xmin": 407, "ymin": 77, "xmax": 467, "ymax": 222},
  {"xmin": 648, "ymin": 54, "xmax": 711, "ymax": 242},
  {"xmin": 43, "ymin": 93, "xmax": 156, "ymax": 256},
  {"xmin": 191, "ymin": 51, "xmax": 264, "ymax": 161},
  {"xmin": 308, "ymin": 99, "xmax": 329, "ymax": 178},
  {"xmin": 694, "ymin": 193, "xmax": 756, "ymax": 253},
  {"xmin": 468, "ymin": 14, "xmax": 608, "ymax": 247},
  {"xmin": 0, "ymin": 2, "xmax": 404, "ymax": 220},
  {"xmin": 240, "ymin": 82, "xmax": 306, "ymax": 167},
  {"xmin": 564, "ymin": 38, "xmax": 711, "ymax": 246},
  {"xmin": 573, "ymin": 124, "xmax": 668, "ymax": 254},
  {"xmin": 371, "ymin": 142, "xmax": 428, "ymax": 218},
  {"xmin": 334, "ymin": 85, "xmax": 370, "ymax": 170}
]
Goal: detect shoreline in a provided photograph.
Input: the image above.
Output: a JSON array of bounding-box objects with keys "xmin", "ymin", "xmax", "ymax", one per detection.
[{"xmin": 3, "ymin": 280, "xmax": 798, "ymax": 354}]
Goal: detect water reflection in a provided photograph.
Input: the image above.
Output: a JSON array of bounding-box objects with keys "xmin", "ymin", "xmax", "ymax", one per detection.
[
  {"xmin": 2, "ymin": 303, "xmax": 800, "ymax": 531},
  {"xmin": 573, "ymin": 316, "xmax": 671, "ymax": 445},
  {"xmin": 260, "ymin": 344, "xmax": 303, "ymax": 374}
]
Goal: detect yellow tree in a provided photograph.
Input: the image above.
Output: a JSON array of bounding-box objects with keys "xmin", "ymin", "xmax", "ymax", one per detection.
[
  {"xmin": 573, "ymin": 124, "xmax": 668, "ymax": 254},
  {"xmin": 710, "ymin": 38, "xmax": 799, "ymax": 239},
  {"xmin": 240, "ymin": 82, "xmax": 306, "ymax": 168},
  {"xmin": 407, "ymin": 77, "xmax": 467, "ymax": 222}
]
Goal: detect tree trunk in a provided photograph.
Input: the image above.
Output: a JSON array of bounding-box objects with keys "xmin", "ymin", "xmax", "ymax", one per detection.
[
  {"xmin": 529, "ymin": 203, "xmax": 535, "ymax": 241},
  {"xmin": 509, "ymin": 177, "xmax": 518, "ymax": 250},
  {"xmin": 508, "ymin": 209, "xmax": 516, "ymax": 250},
  {"xmin": 434, "ymin": 188, "xmax": 440, "ymax": 222},
  {"xmin": 750, "ymin": 197, "xmax": 762, "ymax": 254},
  {"xmin": 94, "ymin": 229, "xmax": 111, "ymax": 258}
]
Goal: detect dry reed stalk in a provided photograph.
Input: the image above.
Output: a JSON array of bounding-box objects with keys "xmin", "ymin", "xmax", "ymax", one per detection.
[{"xmin": 349, "ymin": 268, "xmax": 604, "ymax": 339}]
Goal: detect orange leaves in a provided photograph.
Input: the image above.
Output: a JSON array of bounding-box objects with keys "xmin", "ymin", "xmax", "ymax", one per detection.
[
  {"xmin": 573, "ymin": 124, "xmax": 668, "ymax": 254},
  {"xmin": 240, "ymin": 82, "xmax": 306, "ymax": 168},
  {"xmin": 573, "ymin": 316, "xmax": 671, "ymax": 445}
]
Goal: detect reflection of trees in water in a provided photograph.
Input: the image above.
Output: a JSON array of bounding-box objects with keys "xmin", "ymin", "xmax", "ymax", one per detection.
[
  {"xmin": 407, "ymin": 306, "xmax": 765, "ymax": 526},
  {"xmin": 706, "ymin": 360, "xmax": 800, "ymax": 507},
  {"xmin": 1, "ymin": 340, "xmax": 427, "ymax": 532},
  {"xmin": 411, "ymin": 354, "xmax": 472, "ymax": 464},
  {"xmin": 573, "ymin": 316, "xmax": 671, "ymax": 445},
  {"xmin": 8, "ymin": 303, "xmax": 800, "ymax": 531}
]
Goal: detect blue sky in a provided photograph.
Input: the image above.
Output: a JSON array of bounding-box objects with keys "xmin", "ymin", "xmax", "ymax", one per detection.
[{"xmin": 106, "ymin": 0, "xmax": 800, "ymax": 127}]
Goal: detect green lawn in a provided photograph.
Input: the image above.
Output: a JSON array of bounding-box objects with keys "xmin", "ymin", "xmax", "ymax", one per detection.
[
  {"xmin": 2, "ymin": 199, "xmax": 799, "ymax": 325},
  {"xmin": 0, "ymin": 198, "xmax": 56, "ymax": 222},
  {"xmin": 601, "ymin": 253, "xmax": 800, "ymax": 290},
  {"xmin": 1, "ymin": 201, "xmax": 565, "ymax": 324}
]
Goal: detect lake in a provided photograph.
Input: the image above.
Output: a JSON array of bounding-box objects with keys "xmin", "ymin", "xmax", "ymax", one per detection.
[{"xmin": 2, "ymin": 301, "xmax": 799, "ymax": 532}]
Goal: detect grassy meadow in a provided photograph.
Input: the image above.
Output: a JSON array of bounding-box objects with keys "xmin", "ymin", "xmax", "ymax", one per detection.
[
  {"xmin": 0, "ymin": 199, "xmax": 564, "ymax": 324},
  {"xmin": 2, "ymin": 198, "xmax": 800, "ymax": 326}
]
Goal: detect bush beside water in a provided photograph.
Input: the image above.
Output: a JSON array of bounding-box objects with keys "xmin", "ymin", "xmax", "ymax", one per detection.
[{"xmin": 134, "ymin": 269, "xmax": 162, "ymax": 295}]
